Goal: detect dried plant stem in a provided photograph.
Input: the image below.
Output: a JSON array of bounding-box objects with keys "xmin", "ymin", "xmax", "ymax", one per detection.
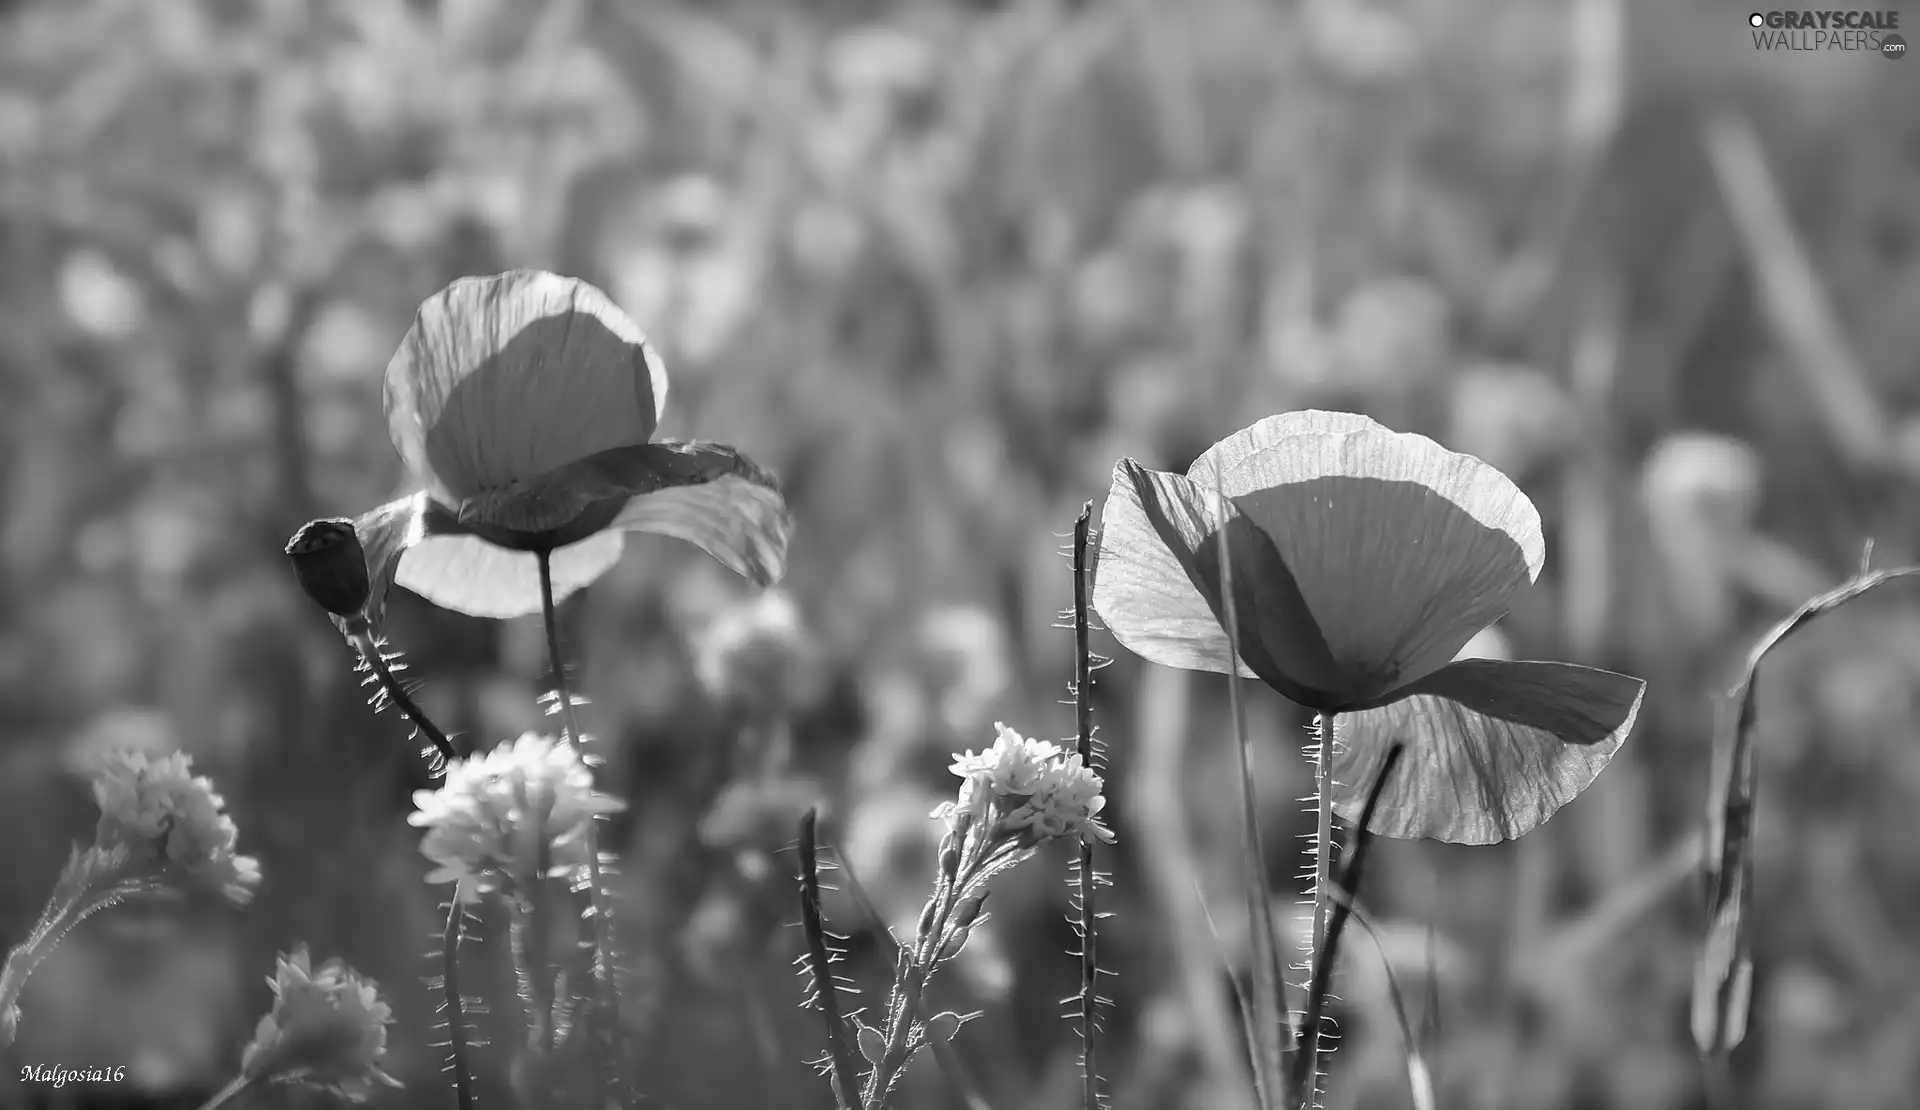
[
  {"xmin": 347, "ymin": 629, "xmax": 458, "ymax": 768},
  {"xmin": 534, "ymin": 549, "xmax": 628, "ymax": 1106},
  {"xmin": 441, "ymin": 898, "xmax": 477, "ymax": 1110},
  {"xmin": 1211, "ymin": 475, "xmax": 1287, "ymax": 1108}
]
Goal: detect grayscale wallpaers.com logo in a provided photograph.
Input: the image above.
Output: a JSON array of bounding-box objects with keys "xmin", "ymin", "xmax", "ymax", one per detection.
[{"xmin": 1749, "ymin": 10, "xmax": 1906, "ymax": 56}]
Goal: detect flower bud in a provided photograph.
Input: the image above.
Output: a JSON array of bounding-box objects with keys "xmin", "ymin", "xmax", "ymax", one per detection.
[{"xmin": 285, "ymin": 518, "xmax": 370, "ymax": 617}]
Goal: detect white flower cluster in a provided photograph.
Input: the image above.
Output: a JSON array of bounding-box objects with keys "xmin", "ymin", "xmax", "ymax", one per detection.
[
  {"xmin": 408, "ymin": 732, "xmax": 627, "ymax": 901},
  {"xmin": 90, "ymin": 750, "xmax": 260, "ymax": 904},
  {"xmin": 935, "ymin": 723, "xmax": 1113, "ymax": 846}
]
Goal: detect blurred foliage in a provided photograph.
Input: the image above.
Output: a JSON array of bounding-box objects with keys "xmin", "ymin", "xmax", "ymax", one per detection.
[{"xmin": 1, "ymin": 0, "xmax": 1919, "ymax": 1108}]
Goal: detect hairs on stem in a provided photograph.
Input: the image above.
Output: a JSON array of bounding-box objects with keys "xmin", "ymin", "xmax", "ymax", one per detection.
[
  {"xmin": 796, "ymin": 809, "xmax": 866, "ymax": 1110},
  {"xmin": 1294, "ymin": 740, "xmax": 1406, "ymax": 1102},
  {"xmin": 533, "ymin": 548, "xmax": 629, "ymax": 1106},
  {"xmin": 1067, "ymin": 502, "xmax": 1110, "ymax": 1110},
  {"xmin": 347, "ymin": 629, "xmax": 460, "ymax": 771},
  {"xmin": 429, "ymin": 898, "xmax": 478, "ymax": 1110}
]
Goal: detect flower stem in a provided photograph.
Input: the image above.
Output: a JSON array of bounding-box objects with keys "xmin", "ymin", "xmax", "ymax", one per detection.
[
  {"xmin": 1294, "ymin": 712, "xmax": 1338, "ymax": 1107},
  {"xmin": 442, "ymin": 898, "xmax": 477, "ymax": 1110},
  {"xmin": 192, "ymin": 1074, "xmax": 256, "ymax": 1110},
  {"xmin": 533, "ymin": 548, "xmax": 628, "ymax": 1106},
  {"xmin": 1070, "ymin": 502, "xmax": 1101, "ymax": 1110},
  {"xmin": 347, "ymin": 629, "xmax": 459, "ymax": 769}
]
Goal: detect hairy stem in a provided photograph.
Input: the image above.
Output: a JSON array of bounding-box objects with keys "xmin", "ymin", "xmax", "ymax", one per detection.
[
  {"xmin": 797, "ymin": 810, "xmax": 864, "ymax": 1110},
  {"xmin": 1071, "ymin": 503, "xmax": 1101, "ymax": 1110},
  {"xmin": 347, "ymin": 629, "xmax": 458, "ymax": 769},
  {"xmin": 442, "ymin": 898, "xmax": 477, "ymax": 1110},
  {"xmin": 533, "ymin": 548, "xmax": 628, "ymax": 1105},
  {"xmin": 1297, "ymin": 712, "xmax": 1338, "ymax": 1107}
]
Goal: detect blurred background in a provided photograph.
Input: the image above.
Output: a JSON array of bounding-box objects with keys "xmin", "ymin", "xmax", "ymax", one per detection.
[{"xmin": 2, "ymin": 0, "xmax": 1919, "ymax": 1107}]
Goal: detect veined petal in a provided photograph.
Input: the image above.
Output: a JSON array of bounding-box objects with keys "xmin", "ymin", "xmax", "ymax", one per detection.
[
  {"xmin": 1333, "ymin": 660, "xmax": 1644, "ymax": 844},
  {"xmin": 1090, "ymin": 459, "xmax": 1347, "ymax": 706},
  {"xmin": 394, "ymin": 531, "xmax": 625, "ymax": 619},
  {"xmin": 1186, "ymin": 410, "xmax": 1386, "ymax": 495},
  {"xmin": 350, "ymin": 492, "xmax": 431, "ymax": 627},
  {"xmin": 1211, "ymin": 418, "xmax": 1544, "ymax": 698},
  {"xmin": 606, "ymin": 441, "xmax": 791, "ymax": 587},
  {"xmin": 384, "ymin": 270, "xmax": 670, "ymax": 503}
]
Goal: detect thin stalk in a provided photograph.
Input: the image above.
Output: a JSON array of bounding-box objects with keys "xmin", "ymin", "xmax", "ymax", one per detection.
[
  {"xmin": 442, "ymin": 898, "xmax": 477, "ymax": 1110},
  {"xmin": 347, "ymin": 629, "xmax": 459, "ymax": 768},
  {"xmin": 1071, "ymin": 503, "xmax": 1101, "ymax": 1110},
  {"xmin": 193, "ymin": 1075, "xmax": 257, "ymax": 1110},
  {"xmin": 797, "ymin": 809, "xmax": 864, "ymax": 1110},
  {"xmin": 1296, "ymin": 739, "xmax": 1404, "ymax": 1101},
  {"xmin": 1292, "ymin": 712, "xmax": 1338, "ymax": 1106},
  {"xmin": 1210, "ymin": 477, "xmax": 1286, "ymax": 1108},
  {"xmin": 533, "ymin": 549, "xmax": 627, "ymax": 1105}
]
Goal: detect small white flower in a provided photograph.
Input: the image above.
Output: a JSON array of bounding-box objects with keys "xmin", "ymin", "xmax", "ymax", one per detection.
[
  {"xmin": 238, "ymin": 946, "xmax": 400, "ymax": 1101},
  {"xmin": 937, "ymin": 725, "xmax": 1115, "ymax": 847},
  {"xmin": 1005, "ymin": 754, "xmax": 1114, "ymax": 844},
  {"xmin": 948, "ymin": 723, "xmax": 1064, "ymax": 798},
  {"xmin": 408, "ymin": 732, "xmax": 627, "ymax": 900},
  {"xmin": 89, "ymin": 750, "xmax": 259, "ymax": 904}
]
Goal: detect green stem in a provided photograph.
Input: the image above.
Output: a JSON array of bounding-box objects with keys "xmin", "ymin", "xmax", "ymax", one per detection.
[{"xmin": 534, "ymin": 548, "xmax": 628, "ymax": 1105}]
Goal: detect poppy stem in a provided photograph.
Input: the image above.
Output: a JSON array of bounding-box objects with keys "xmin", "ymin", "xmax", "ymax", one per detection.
[
  {"xmin": 347, "ymin": 629, "xmax": 459, "ymax": 771},
  {"xmin": 1299, "ymin": 711, "xmax": 1338, "ymax": 1106},
  {"xmin": 533, "ymin": 548, "xmax": 630, "ymax": 1108}
]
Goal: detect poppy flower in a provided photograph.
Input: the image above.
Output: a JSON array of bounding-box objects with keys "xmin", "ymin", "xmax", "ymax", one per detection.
[
  {"xmin": 336, "ymin": 269, "xmax": 791, "ymax": 622},
  {"xmin": 1091, "ymin": 410, "xmax": 1644, "ymax": 844}
]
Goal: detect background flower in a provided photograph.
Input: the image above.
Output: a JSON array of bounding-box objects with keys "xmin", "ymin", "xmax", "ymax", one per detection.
[
  {"xmin": 237, "ymin": 946, "xmax": 400, "ymax": 1101},
  {"xmin": 1093, "ymin": 411, "xmax": 1644, "ymax": 843},
  {"xmin": 90, "ymin": 751, "xmax": 259, "ymax": 904},
  {"xmin": 344, "ymin": 270, "xmax": 792, "ymax": 620}
]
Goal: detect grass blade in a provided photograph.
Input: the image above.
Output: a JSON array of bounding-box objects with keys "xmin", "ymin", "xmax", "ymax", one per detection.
[
  {"xmin": 1210, "ymin": 467, "xmax": 1287, "ymax": 1108},
  {"xmin": 1322, "ymin": 890, "xmax": 1437, "ymax": 1110},
  {"xmin": 1693, "ymin": 557, "xmax": 1920, "ymax": 1062}
]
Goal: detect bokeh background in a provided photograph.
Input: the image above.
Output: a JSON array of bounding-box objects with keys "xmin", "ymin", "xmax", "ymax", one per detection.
[{"xmin": 2, "ymin": 0, "xmax": 1919, "ymax": 1107}]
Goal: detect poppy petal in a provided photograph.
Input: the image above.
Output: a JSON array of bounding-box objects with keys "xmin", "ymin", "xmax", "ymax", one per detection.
[
  {"xmin": 1332, "ymin": 660, "xmax": 1644, "ymax": 843},
  {"xmin": 1091, "ymin": 460, "xmax": 1348, "ymax": 705},
  {"xmin": 350, "ymin": 492, "xmax": 431, "ymax": 627},
  {"xmin": 606, "ymin": 441, "xmax": 792, "ymax": 587},
  {"xmin": 393, "ymin": 531, "xmax": 626, "ymax": 619},
  {"xmin": 1186, "ymin": 410, "xmax": 1386, "ymax": 494},
  {"xmin": 1210, "ymin": 419, "xmax": 1545, "ymax": 698},
  {"xmin": 384, "ymin": 270, "xmax": 671, "ymax": 504}
]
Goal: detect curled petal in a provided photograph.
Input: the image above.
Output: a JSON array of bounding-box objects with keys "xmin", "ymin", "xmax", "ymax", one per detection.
[
  {"xmin": 1333, "ymin": 660, "xmax": 1645, "ymax": 843},
  {"xmin": 394, "ymin": 531, "xmax": 624, "ymax": 619},
  {"xmin": 1091, "ymin": 459, "xmax": 1348, "ymax": 707},
  {"xmin": 349, "ymin": 492, "xmax": 431, "ymax": 628},
  {"xmin": 1209, "ymin": 417, "xmax": 1545, "ymax": 697},
  {"xmin": 606, "ymin": 442, "xmax": 792, "ymax": 586},
  {"xmin": 384, "ymin": 270, "xmax": 670, "ymax": 504}
]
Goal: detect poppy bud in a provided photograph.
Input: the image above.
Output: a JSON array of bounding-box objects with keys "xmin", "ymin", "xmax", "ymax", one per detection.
[{"xmin": 285, "ymin": 518, "xmax": 371, "ymax": 617}]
